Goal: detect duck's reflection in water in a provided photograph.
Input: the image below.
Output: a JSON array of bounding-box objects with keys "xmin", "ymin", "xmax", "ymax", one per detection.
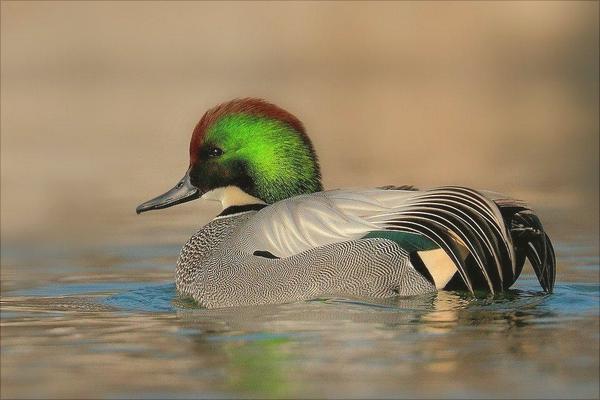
[
  {"xmin": 2, "ymin": 282, "xmax": 597, "ymax": 398},
  {"xmin": 166, "ymin": 288, "xmax": 583, "ymax": 398}
]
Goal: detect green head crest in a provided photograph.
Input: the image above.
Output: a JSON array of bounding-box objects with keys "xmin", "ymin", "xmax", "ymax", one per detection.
[{"xmin": 187, "ymin": 98, "xmax": 322, "ymax": 204}]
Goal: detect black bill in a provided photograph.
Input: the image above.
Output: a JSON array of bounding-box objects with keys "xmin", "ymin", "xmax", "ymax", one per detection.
[{"xmin": 136, "ymin": 170, "xmax": 200, "ymax": 214}]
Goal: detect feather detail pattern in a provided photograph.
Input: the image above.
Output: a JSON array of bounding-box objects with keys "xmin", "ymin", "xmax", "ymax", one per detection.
[
  {"xmin": 175, "ymin": 186, "xmax": 555, "ymax": 307},
  {"xmin": 176, "ymin": 212, "xmax": 435, "ymax": 308},
  {"xmin": 231, "ymin": 186, "xmax": 553, "ymax": 294}
]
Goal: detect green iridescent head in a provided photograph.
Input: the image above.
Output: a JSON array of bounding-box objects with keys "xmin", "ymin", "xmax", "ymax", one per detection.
[{"xmin": 136, "ymin": 98, "xmax": 323, "ymax": 214}]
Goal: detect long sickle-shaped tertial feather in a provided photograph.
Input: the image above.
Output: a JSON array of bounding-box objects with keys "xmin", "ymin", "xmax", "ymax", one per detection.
[
  {"xmin": 391, "ymin": 187, "xmax": 556, "ymax": 293},
  {"xmin": 380, "ymin": 187, "xmax": 516, "ymax": 294}
]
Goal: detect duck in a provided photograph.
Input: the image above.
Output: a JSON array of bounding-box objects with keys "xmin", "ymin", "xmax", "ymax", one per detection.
[{"xmin": 136, "ymin": 98, "xmax": 556, "ymax": 308}]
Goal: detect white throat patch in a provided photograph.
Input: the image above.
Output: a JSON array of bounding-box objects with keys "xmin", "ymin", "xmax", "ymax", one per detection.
[{"xmin": 201, "ymin": 186, "xmax": 266, "ymax": 209}]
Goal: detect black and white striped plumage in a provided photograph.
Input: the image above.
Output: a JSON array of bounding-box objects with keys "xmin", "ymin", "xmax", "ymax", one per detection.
[{"xmin": 176, "ymin": 186, "xmax": 555, "ymax": 308}]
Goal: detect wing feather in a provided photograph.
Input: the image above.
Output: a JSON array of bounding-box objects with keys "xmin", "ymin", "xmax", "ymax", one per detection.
[{"xmin": 235, "ymin": 187, "xmax": 517, "ymax": 293}]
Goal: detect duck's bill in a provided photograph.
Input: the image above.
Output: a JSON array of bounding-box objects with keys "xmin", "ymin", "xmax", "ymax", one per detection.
[{"xmin": 136, "ymin": 171, "xmax": 200, "ymax": 214}]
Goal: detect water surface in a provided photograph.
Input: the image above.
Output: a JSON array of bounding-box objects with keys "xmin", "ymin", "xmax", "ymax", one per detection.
[{"xmin": 1, "ymin": 231, "xmax": 598, "ymax": 399}]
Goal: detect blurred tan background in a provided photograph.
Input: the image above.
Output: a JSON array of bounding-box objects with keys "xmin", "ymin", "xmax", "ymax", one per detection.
[{"xmin": 1, "ymin": 1, "xmax": 598, "ymax": 245}]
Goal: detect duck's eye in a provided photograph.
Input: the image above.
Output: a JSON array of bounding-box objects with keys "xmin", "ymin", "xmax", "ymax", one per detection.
[{"xmin": 208, "ymin": 147, "xmax": 223, "ymax": 157}]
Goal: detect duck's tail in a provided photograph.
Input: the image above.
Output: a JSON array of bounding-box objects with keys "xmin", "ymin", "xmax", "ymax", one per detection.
[
  {"xmin": 382, "ymin": 186, "xmax": 556, "ymax": 294},
  {"xmin": 493, "ymin": 197, "xmax": 556, "ymax": 293}
]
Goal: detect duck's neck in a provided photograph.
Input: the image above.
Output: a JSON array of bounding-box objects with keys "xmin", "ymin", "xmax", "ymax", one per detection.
[{"xmin": 201, "ymin": 185, "xmax": 266, "ymax": 209}]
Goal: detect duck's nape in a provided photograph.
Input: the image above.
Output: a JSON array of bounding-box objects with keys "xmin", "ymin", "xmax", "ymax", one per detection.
[{"xmin": 137, "ymin": 98, "xmax": 323, "ymax": 214}]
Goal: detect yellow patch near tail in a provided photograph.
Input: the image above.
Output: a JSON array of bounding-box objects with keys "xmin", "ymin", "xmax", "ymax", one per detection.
[{"xmin": 418, "ymin": 248, "xmax": 459, "ymax": 289}]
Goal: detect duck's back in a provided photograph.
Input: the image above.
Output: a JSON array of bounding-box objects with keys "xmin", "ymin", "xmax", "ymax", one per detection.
[{"xmin": 176, "ymin": 186, "xmax": 555, "ymax": 308}]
